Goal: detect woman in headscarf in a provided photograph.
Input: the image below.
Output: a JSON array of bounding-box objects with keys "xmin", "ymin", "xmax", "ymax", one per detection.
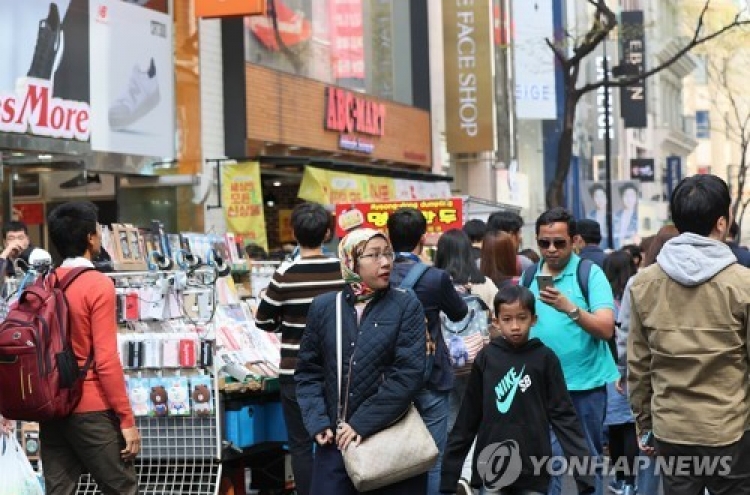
[{"xmin": 296, "ymin": 228, "xmax": 428, "ymax": 495}]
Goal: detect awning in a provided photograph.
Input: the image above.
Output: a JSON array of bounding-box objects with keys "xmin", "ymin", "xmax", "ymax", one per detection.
[{"xmin": 298, "ymin": 165, "xmax": 452, "ymax": 205}]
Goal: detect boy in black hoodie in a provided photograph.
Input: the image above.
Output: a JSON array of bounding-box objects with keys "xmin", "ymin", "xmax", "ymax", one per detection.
[{"xmin": 441, "ymin": 285, "xmax": 594, "ymax": 495}]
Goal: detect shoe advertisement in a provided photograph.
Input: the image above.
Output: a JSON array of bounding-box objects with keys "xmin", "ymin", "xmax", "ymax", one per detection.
[
  {"xmin": 89, "ymin": 0, "xmax": 174, "ymax": 157},
  {"xmin": 0, "ymin": 0, "xmax": 92, "ymax": 141},
  {"xmin": 45, "ymin": 170, "xmax": 116, "ymax": 198}
]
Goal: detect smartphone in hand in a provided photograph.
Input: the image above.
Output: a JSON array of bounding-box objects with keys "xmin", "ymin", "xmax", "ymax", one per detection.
[
  {"xmin": 640, "ymin": 430, "xmax": 655, "ymax": 448},
  {"xmin": 536, "ymin": 275, "xmax": 554, "ymax": 292}
]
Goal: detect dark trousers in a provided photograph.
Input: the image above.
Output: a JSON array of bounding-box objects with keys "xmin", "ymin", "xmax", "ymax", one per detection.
[
  {"xmin": 608, "ymin": 423, "xmax": 638, "ymax": 485},
  {"xmin": 280, "ymin": 380, "xmax": 314, "ymax": 495},
  {"xmin": 40, "ymin": 410, "xmax": 138, "ymax": 495},
  {"xmin": 310, "ymin": 443, "xmax": 427, "ymax": 495},
  {"xmin": 656, "ymin": 430, "xmax": 750, "ymax": 495}
]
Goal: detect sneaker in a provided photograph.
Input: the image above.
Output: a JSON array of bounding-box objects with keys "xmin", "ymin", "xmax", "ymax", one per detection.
[
  {"xmin": 246, "ymin": 0, "xmax": 311, "ymax": 50},
  {"xmin": 59, "ymin": 172, "xmax": 103, "ymax": 190},
  {"xmin": 457, "ymin": 478, "xmax": 472, "ymax": 495},
  {"xmin": 622, "ymin": 484, "xmax": 637, "ymax": 495},
  {"xmin": 27, "ymin": 3, "xmax": 62, "ymax": 79},
  {"xmin": 608, "ymin": 480, "xmax": 625, "ymax": 494},
  {"xmin": 108, "ymin": 58, "xmax": 160, "ymax": 130}
]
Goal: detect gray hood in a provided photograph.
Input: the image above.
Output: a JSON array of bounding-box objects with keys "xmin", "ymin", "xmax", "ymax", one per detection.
[{"xmin": 656, "ymin": 232, "xmax": 737, "ymax": 286}]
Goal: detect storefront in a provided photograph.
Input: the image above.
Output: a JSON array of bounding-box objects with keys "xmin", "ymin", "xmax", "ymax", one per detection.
[
  {"xmin": 0, "ymin": 1, "xmax": 202, "ymax": 246},
  {"xmin": 219, "ymin": 3, "xmax": 449, "ymax": 252}
]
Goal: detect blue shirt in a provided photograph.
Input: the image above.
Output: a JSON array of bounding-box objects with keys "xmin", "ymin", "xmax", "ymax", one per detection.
[{"xmin": 529, "ymin": 254, "xmax": 619, "ymax": 391}]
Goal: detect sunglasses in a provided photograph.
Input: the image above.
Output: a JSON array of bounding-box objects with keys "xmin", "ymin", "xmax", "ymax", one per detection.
[{"xmin": 537, "ymin": 238, "xmax": 568, "ymax": 249}]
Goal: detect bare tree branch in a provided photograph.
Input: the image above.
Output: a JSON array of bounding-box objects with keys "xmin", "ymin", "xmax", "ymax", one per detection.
[{"xmin": 577, "ymin": 2, "xmax": 750, "ymax": 95}]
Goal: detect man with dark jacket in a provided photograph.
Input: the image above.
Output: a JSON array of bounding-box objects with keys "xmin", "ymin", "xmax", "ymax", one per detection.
[
  {"xmin": 387, "ymin": 207, "xmax": 468, "ymax": 495},
  {"xmin": 255, "ymin": 202, "xmax": 345, "ymax": 495},
  {"xmin": 574, "ymin": 219, "xmax": 607, "ymax": 268}
]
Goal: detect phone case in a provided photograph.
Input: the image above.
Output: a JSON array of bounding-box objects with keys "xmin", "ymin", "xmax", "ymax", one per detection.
[
  {"xmin": 128, "ymin": 377, "xmax": 153, "ymax": 417},
  {"xmin": 162, "ymin": 337, "xmax": 181, "ymax": 368},
  {"xmin": 200, "ymin": 340, "xmax": 214, "ymax": 367},
  {"xmin": 179, "ymin": 338, "xmax": 196, "ymax": 368},
  {"xmin": 127, "ymin": 340, "xmax": 144, "ymax": 368},
  {"xmin": 190, "ymin": 375, "xmax": 214, "ymax": 417},
  {"xmin": 166, "ymin": 376, "xmax": 191, "ymax": 416},
  {"xmin": 125, "ymin": 292, "xmax": 140, "ymax": 321},
  {"xmin": 143, "ymin": 335, "xmax": 163, "ymax": 368}
]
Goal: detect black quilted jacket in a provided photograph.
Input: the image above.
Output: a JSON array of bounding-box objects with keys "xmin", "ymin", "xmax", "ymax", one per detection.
[{"xmin": 295, "ymin": 285, "xmax": 426, "ymax": 439}]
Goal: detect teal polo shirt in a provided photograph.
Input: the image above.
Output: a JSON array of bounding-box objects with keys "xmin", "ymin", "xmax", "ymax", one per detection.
[{"xmin": 529, "ymin": 254, "xmax": 619, "ymax": 391}]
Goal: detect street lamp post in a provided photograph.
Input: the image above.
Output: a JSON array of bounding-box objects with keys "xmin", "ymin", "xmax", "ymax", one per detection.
[{"xmin": 603, "ymin": 44, "xmax": 614, "ymax": 249}]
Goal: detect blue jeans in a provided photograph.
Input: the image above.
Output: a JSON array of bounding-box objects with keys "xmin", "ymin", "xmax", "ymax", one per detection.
[
  {"xmin": 414, "ymin": 388, "xmax": 450, "ymax": 495},
  {"xmin": 636, "ymin": 453, "xmax": 662, "ymax": 495},
  {"xmin": 548, "ymin": 387, "xmax": 607, "ymax": 495},
  {"xmin": 280, "ymin": 381, "xmax": 313, "ymax": 495}
]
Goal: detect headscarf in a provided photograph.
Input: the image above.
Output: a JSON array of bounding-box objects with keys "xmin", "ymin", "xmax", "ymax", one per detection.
[{"xmin": 338, "ymin": 228, "xmax": 389, "ymax": 303}]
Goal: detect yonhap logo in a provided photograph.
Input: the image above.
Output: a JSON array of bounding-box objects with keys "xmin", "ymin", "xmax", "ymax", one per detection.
[{"xmin": 477, "ymin": 440, "xmax": 522, "ymax": 489}]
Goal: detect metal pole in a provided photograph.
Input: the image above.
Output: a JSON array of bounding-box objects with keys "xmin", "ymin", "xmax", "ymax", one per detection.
[{"xmin": 603, "ymin": 43, "xmax": 614, "ymax": 249}]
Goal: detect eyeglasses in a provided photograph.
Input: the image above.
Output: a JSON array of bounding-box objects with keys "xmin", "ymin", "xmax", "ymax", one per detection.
[
  {"xmin": 359, "ymin": 250, "xmax": 395, "ymax": 262},
  {"xmin": 537, "ymin": 238, "xmax": 568, "ymax": 250}
]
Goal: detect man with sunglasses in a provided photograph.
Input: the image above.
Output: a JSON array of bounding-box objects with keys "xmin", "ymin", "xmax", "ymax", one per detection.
[{"xmin": 525, "ymin": 207, "xmax": 618, "ymax": 495}]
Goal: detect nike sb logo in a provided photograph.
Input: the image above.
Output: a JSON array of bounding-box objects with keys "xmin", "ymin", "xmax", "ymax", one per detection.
[{"xmin": 495, "ymin": 366, "xmax": 529, "ymax": 414}]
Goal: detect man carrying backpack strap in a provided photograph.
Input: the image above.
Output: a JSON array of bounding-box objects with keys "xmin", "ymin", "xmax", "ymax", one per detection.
[
  {"xmin": 41, "ymin": 202, "xmax": 139, "ymax": 495},
  {"xmin": 387, "ymin": 208, "xmax": 468, "ymax": 495},
  {"xmin": 524, "ymin": 208, "xmax": 617, "ymax": 495}
]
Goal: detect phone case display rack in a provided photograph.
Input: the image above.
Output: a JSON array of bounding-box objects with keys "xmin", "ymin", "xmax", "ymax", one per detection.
[{"xmin": 76, "ymin": 269, "xmax": 225, "ymax": 495}]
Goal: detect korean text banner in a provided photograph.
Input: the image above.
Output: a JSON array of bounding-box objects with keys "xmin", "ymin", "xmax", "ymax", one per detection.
[
  {"xmin": 221, "ymin": 161, "xmax": 268, "ymax": 250},
  {"xmin": 298, "ymin": 166, "xmax": 395, "ymax": 204},
  {"xmin": 335, "ymin": 198, "xmax": 463, "ymax": 238}
]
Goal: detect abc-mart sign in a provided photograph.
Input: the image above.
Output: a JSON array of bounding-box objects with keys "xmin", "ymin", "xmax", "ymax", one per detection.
[{"xmin": 0, "ymin": 78, "xmax": 91, "ymax": 142}]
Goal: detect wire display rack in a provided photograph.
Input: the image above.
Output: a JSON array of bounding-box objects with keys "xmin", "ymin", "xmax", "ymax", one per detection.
[
  {"xmin": 74, "ymin": 271, "xmax": 225, "ymax": 495},
  {"xmin": 77, "ymin": 458, "xmax": 222, "ymax": 495}
]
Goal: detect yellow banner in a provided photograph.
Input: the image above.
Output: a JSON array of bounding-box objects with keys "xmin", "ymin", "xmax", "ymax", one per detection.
[
  {"xmin": 298, "ymin": 166, "xmax": 395, "ymax": 204},
  {"xmin": 221, "ymin": 161, "xmax": 268, "ymax": 250}
]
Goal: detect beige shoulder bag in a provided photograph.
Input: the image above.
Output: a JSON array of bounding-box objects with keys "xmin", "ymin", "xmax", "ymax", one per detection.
[{"xmin": 336, "ymin": 293, "xmax": 438, "ymax": 492}]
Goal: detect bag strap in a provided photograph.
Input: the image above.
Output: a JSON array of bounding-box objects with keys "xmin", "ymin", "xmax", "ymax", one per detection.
[
  {"xmin": 399, "ymin": 262, "xmax": 429, "ymax": 290},
  {"xmin": 336, "ymin": 293, "xmax": 342, "ymax": 421},
  {"xmin": 576, "ymin": 258, "xmax": 593, "ymax": 310},
  {"xmin": 519, "ymin": 262, "xmax": 538, "ymax": 289},
  {"xmin": 57, "ymin": 267, "xmax": 94, "ymax": 291},
  {"xmin": 56, "ymin": 267, "xmax": 96, "ymax": 376}
]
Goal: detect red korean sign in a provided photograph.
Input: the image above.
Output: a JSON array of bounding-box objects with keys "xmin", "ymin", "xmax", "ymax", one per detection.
[
  {"xmin": 12, "ymin": 203, "xmax": 44, "ymax": 225},
  {"xmin": 335, "ymin": 198, "xmax": 463, "ymax": 238}
]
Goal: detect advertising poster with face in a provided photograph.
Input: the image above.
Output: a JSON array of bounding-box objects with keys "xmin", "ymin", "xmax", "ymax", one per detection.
[{"xmin": 582, "ymin": 180, "xmax": 641, "ymax": 249}]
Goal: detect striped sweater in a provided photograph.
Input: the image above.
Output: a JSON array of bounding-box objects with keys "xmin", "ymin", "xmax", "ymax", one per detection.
[{"xmin": 255, "ymin": 255, "xmax": 345, "ymax": 382}]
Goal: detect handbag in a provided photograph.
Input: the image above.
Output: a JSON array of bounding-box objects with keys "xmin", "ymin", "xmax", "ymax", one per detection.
[{"xmin": 335, "ymin": 293, "xmax": 438, "ymax": 491}]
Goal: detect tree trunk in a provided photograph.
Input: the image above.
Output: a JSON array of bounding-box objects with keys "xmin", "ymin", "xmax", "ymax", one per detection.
[
  {"xmin": 546, "ymin": 85, "xmax": 579, "ymax": 207},
  {"xmin": 732, "ymin": 141, "xmax": 748, "ymax": 221}
]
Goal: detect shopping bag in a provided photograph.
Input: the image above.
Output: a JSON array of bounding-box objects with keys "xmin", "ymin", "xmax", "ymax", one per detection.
[{"xmin": 0, "ymin": 434, "xmax": 44, "ymax": 495}]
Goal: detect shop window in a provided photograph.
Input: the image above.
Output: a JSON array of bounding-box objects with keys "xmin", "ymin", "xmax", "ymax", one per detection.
[
  {"xmin": 244, "ymin": 0, "xmax": 413, "ymax": 105},
  {"xmin": 695, "ymin": 110, "xmax": 710, "ymax": 139}
]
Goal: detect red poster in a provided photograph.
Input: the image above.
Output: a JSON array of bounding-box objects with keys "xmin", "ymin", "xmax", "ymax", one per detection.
[
  {"xmin": 329, "ymin": 0, "xmax": 364, "ymax": 80},
  {"xmin": 335, "ymin": 198, "xmax": 463, "ymax": 238},
  {"xmin": 12, "ymin": 203, "xmax": 44, "ymax": 225}
]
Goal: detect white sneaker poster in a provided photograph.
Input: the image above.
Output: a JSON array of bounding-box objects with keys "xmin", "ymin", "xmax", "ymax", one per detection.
[{"xmin": 89, "ymin": 0, "xmax": 174, "ymax": 158}]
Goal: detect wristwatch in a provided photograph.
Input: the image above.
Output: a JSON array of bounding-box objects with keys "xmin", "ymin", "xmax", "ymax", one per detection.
[{"xmin": 568, "ymin": 307, "xmax": 581, "ymax": 321}]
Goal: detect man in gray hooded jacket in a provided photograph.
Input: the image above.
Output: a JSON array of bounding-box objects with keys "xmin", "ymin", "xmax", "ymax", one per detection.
[{"xmin": 628, "ymin": 174, "xmax": 750, "ymax": 495}]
